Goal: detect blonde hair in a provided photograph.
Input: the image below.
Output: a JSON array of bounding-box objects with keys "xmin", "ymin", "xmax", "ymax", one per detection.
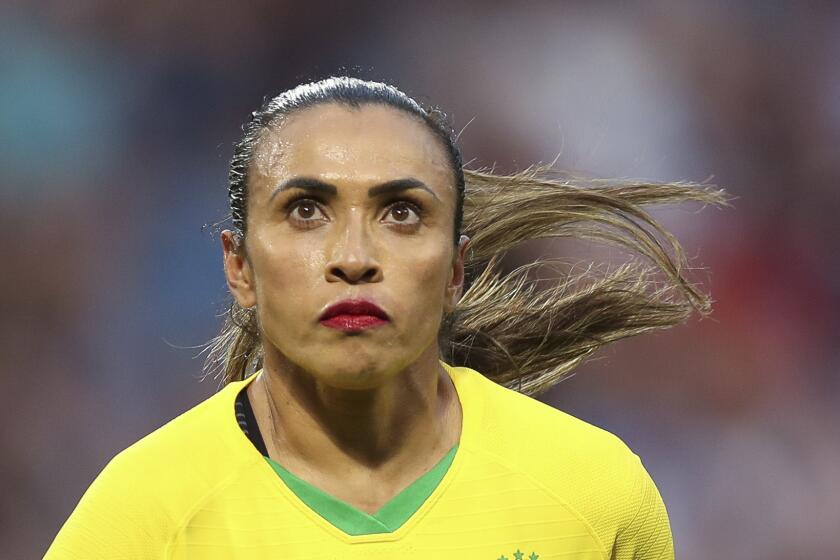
[{"xmin": 202, "ymin": 161, "xmax": 729, "ymax": 396}]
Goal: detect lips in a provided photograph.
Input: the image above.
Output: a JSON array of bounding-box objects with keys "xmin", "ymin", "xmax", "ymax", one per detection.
[{"xmin": 319, "ymin": 299, "xmax": 390, "ymax": 322}]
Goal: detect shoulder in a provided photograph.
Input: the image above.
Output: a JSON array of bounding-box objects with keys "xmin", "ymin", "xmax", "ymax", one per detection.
[
  {"xmin": 455, "ymin": 363, "xmax": 638, "ymax": 472},
  {"xmin": 106, "ymin": 379, "xmax": 255, "ymax": 483},
  {"xmin": 44, "ymin": 378, "xmax": 259, "ymax": 559},
  {"xmin": 107, "ymin": 378, "xmax": 261, "ymax": 508},
  {"xmin": 453, "ymin": 365, "xmax": 673, "ymax": 557}
]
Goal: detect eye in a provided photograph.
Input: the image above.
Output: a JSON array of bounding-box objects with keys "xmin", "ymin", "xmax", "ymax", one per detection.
[
  {"xmin": 383, "ymin": 200, "xmax": 423, "ymax": 228},
  {"xmin": 287, "ymin": 198, "xmax": 326, "ymax": 226}
]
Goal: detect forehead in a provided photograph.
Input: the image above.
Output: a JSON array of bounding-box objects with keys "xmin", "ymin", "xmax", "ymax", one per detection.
[{"xmin": 249, "ymin": 103, "xmax": 453, "ymax": 195}]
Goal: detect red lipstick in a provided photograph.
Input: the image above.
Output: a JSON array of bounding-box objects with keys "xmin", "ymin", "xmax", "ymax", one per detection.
[{"xmin": 319, "ymin": 299, "xmax": 390, "ymax": 332}]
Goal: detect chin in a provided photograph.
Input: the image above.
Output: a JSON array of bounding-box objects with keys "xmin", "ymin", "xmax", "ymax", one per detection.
[
  {"xmin": 321, "ymin": 363, "xmax": 392, "ymax": 390},
  {"xmin": 278, "ymin": 344, "xmax": 416, "ymax": 390}
]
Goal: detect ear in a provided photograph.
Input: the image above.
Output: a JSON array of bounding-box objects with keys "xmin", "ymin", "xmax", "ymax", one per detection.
[
  {"xmin": 221, "ymin": 230, "xmax": 257, "ymax": 309},
  {"xmin": 444, "ymin": 235, "xmax": 471, "ymax": 313}
]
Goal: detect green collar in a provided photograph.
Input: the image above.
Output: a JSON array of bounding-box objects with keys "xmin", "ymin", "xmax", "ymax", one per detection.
[{"xmin": 264, "ymin": 443, "xmax": 459, "ymax": 536}]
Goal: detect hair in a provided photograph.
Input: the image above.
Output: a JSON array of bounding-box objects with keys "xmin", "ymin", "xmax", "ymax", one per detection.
[{"xmin": 202, "ymin": 75, "xmax": 730, "ymax": 397}]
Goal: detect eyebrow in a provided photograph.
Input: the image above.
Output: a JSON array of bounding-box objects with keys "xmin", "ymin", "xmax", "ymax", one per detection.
[{"xmin": 268, "ymin": 176, "xmax": 440, "ymax": 202}]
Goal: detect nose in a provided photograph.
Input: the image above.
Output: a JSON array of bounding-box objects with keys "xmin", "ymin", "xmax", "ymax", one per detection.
[{"xmin": 324, "ymin": 213, "xmax": 383, "ymax": 284}]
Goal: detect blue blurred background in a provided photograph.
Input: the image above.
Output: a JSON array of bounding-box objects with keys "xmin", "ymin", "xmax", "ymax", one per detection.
[{"xmin": 2, "ymin": 2, "xmax": 838, "ymax": 558}]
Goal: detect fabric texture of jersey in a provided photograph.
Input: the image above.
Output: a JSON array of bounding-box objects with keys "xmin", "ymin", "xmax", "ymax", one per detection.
[{"xmin": 44, "ymin": 361, "xmax": 675, "ymax": 559}]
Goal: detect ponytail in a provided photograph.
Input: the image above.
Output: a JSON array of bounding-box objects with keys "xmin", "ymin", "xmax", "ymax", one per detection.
[{"xmin": 202, "ymin": 161, "xmax": 729, "ymax": 395}]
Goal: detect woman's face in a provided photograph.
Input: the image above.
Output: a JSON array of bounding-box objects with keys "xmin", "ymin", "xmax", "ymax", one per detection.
[{"xmin": 222, "ymin": 102, "xmax": 469, "ymax": 389}]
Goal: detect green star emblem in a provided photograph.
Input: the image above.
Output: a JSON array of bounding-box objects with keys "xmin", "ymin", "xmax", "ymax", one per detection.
[
  {"xmin": 528, "ymin": 553, "xmax": 539, "ymax": 560},
  {"xmin": 513, "ymin": 550, "xmax": 524, "ymax": 560}
]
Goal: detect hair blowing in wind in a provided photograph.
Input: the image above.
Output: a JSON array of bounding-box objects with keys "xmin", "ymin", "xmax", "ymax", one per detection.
[{"xmin": 201, "ymin": 76, "xmax": 731, "ymax": 396}]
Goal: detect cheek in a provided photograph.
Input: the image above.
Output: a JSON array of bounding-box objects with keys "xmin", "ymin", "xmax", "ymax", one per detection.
[
  {"xmin": 254, "ymin": 230, "xmax": 325, "ymax": 280},
  {"xmin": 391, "ymin": 249, "xmax": 452, "ymax": 350},
  {"xmin": 392, "ymin": 245, "xmax": 452, "ymax": 313},
  {"xmin": 251, "ymin": 236, "xmax": 326, "ymax": 323}
]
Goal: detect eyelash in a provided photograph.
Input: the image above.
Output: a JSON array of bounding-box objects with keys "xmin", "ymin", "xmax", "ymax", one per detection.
[{"xmin": 283, "ymin": 195, "xmax": 425, "ymax": 230}]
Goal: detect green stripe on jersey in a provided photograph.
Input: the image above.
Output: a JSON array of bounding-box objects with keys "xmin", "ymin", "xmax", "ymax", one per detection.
[{"xmin": 264, "ymin": 443, "xmax": 458, "ymax": 536}]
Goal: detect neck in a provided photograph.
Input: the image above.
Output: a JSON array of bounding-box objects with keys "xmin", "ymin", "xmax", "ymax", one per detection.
[{"xmin": 250, "ymin": 343, "xmax": 461, "ymax": 482}]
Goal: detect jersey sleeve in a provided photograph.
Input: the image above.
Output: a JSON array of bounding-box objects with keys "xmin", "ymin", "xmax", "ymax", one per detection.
[
  {"xmin": 612, "ymin": 453, "xmax": 675, "ymax": 560},
  {"xmin": 43, "ymin": 450, "xmax": 175, "ymax": 559}
]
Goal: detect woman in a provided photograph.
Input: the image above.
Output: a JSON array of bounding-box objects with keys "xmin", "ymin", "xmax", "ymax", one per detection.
[{"xmin": 45, "ymin": 76, "xmax": 727, "ymax": 559}]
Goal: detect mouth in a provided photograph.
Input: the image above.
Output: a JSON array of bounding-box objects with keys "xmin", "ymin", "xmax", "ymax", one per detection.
[{"xmin": 319, "ymin": 298, "xmax": 390, "ymax": 332}]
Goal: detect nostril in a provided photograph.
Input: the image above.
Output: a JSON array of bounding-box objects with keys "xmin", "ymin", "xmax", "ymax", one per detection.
[{"xmin": 326, "ymin": 262, "xmax": 381, "ymax": 284}]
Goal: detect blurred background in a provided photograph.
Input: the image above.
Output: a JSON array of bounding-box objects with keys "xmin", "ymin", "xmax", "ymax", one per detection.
[{"xmin": 2, "ymin": 1, "xmax": 838, "ymax": 558}]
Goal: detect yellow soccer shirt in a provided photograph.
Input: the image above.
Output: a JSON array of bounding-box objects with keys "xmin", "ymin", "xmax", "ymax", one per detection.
[{"xmin": 44, "ymin": 360, "xmax": 674, "ymax": 559}]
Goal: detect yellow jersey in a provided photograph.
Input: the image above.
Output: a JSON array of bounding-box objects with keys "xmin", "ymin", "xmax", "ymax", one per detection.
[{"xmin": 44, "ymin": 361, "xmax": 674, "ymax": 559}]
